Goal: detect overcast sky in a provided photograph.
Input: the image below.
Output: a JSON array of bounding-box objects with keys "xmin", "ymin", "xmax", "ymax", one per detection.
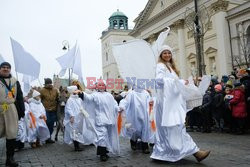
[{"xmin": 0, "ymin": 0, "xmax": 148, "ymax": 85}]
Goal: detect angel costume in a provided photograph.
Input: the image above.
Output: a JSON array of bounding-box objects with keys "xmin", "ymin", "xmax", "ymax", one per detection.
[
  {"xmin": 27, "ymin": 90, "xmax": 50, "ymax": 143},
  {"xmin": 119, "ymin": 89, "xmax": 155, "ymax": 153},
  {"xmin": 112, "ymin": 29, "xmax": 210, "ymax": 162},
  {"xmin": 150, "ymin": 46, "xmax": 200, "ymax": 162},
  {"xmin": 80, "ymin": 90, "xmax": 120, "ymax": 160},
  {"xmin": 64, "ymin": 86, "xmax": 97, "ymax": 151}
]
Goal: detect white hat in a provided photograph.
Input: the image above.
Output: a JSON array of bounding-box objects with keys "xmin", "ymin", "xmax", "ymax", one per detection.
[
  {"xmin": 97, "ymin": 79, "xmax": 106, "ymax": 85},
  {"xmin": 32, "ymin": 90, "xmax": 40, "ymax": 98},
  {"xmin": 67, "ymin": 85, "xmax": 77, "ymax": 94},
  {"xmin": 158, "ymin": 45, "xmax": 173, "ymax": 58}
]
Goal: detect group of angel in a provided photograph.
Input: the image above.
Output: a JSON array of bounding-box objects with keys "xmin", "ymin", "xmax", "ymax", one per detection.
[
  {"xmin": 61, "ymin": 43, "xmax": 210, "ymax": 162},
  {"xmin": 17, "ymin": 41, "xmax": 211, "ymax": 163}
]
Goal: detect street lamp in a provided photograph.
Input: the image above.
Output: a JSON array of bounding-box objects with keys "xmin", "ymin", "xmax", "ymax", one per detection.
[{"xmin": 62, "ymin": 40, "xmax": 71, "ymax": 86}]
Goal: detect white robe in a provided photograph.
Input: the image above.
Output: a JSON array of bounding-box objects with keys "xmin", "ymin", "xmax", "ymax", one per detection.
[
  {"xmin": 83, "ymin": 91, "xmax": 120, "ymax": 155},
  {"xmin": 16, "ymin": 102, "xmax": 29, "ymax": 143},
  {"xmin": 27, "ymin": 98, "xmax": 50, "ymax": 142},
  {"xmin": 64, "ymin": 95, "xmax": 97, "ymax": 145},
  {"xmin": 150, "ymin": 63, "xmax": 199, "ymax": 162},
  {"xmin": 119, "ymin": 89, "xmax": 154, "ymax": 143}
]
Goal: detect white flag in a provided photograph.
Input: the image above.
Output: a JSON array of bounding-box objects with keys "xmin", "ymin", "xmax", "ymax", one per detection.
[
  {"xmin": 0, "ymin": 54, "xmax": 5, "ymax": 64},
  {"xmin": 72, "ymin": 46, "xmax": 83, "ymax": 82},
  {"xmin": 10, "ymin": 38, "xmax": 40, "ymax": 78},
  {"xmin": 22, "ymin": 74, "xmax": 36, "ymax": 94},
  {"xmin": 56, "ymin": 43, "xmax": 83, "ymax": 82},
  {"xmin": 56, "ymin": 43, "xmax": 77, "ymax": 69}
]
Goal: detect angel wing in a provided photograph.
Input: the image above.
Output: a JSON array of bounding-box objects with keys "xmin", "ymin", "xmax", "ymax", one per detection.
[
  {"xmin": 112, "ymin": 28, "xmax": 170, "ymax": 84},
  {"xmin": 112, "ymin": 39, "xmax": 156, "ymax": 81}
]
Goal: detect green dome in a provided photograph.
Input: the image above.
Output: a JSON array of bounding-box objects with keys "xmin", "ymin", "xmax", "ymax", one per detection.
[{"xmin": 110, "ymin": 9, "xmax": 127, "ymax": 18}]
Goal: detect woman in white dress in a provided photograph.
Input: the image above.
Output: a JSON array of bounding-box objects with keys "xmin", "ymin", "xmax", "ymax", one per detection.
[{"xmin": 150, "ymin": 45, "xmax": 210, "ymax": 162}]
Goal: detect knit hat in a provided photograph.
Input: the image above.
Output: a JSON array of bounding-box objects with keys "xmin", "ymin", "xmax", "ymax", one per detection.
[
  {"xmin": 226, "ymin": 80, "xmax": 233, "ymax": 88},
  {"xmin": 158, "ymin": 45, "xmax": 173, "ymax": 58},
  {"xmin": 214, "ymin": 84, "xmax": 222, "ymax": 91},
  {"xmin": 32, "ymin": 90, "xmax": 40, "ymax": 98},
  {"xmin": 0, "ymin": 62, "xmax": 11, "ymax": 69},
  {"xmin": 44, "ymin": 78, "xmax": 52, "ymax": 85},
  {"xmin": 67, "ymin": 85, "xmax": 77, "ymax": 94}
]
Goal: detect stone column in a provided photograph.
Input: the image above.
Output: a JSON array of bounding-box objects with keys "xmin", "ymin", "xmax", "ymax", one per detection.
[
  {"xmin": 173, "ymin": 19, "xmax": 187, "ymax": 78},
  {"xmin": 212, "ymin": 0, "xmax": 231, "ymax": 77}
]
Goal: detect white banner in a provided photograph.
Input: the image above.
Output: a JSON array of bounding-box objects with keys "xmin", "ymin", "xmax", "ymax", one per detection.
[{"xmin": 10, "ymin": 38, "xmax": 40, "ymax": 78}]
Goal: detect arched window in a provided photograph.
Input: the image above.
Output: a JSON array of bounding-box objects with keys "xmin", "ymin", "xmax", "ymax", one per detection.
[
  {"xmin": 113, "ymin": 20, "xmax": 118, "ymax": 29},
  {"xmin": 119, "ymin": 20, "xmax": 124, "ymax": 29}
]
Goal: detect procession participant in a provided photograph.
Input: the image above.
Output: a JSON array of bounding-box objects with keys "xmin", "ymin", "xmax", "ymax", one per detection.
[
  {"xmin": 40, "ymin": 78, "xmax": 59, "ymax": 143},
  {"xmin": 150, "ymin": 45, "xmax": 210, "ymax": 162},
  {"xmin": 0, "ymin": 62, "xmax": 25, "ymax": 167},
  {"xmin": 28, "ymin": 90, "xmax": 50, "ymax": 147},
  {"xmin": 119, "ymin": 87, "xmax": 154, "ymax": 154},
  {"xmin": 78, "ymin": 80, "xmax": 121, "ymax": 161}
]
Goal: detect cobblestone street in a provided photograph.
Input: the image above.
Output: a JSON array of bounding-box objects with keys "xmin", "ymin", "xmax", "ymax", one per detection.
[{"xmin": 1, "ymin": 132, "xmax": 250, "ymax": 167}]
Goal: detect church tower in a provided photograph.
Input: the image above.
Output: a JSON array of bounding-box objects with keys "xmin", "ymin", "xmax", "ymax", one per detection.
[{"xmin": 100, "ymin": 9, "xmax": 134, "ymax": 91}]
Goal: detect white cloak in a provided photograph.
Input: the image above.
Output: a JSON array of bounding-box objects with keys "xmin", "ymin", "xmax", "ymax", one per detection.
[
  {"xmin": 150, "ymin": 63, "xmax": 199, "ymax": 162},
  {"xmin": 83, "ymin": 92, "xmax": 120, "ymax": 155},
  {"xmin": 119, "ymin": 89, "xmax": 154, "ymax": 143},
  {"xmin": 64, "ymin": 95, "xmax": 97, "ymax": 145},
  {"xmin": 27, "ymin": 98, "xmax": 50, "ymax": 142}
]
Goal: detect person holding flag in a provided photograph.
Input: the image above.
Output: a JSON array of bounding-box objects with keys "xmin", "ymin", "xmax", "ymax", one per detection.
[{"xmin": 0, "ymin": 62, "xmax": 25, "ymax": 167}]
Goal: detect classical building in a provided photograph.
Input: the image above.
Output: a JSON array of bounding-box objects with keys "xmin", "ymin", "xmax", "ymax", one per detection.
[
  {"xmin": 227, "ymin": 1, "xmax": 250, "ymax": 69},
  {"xmin": 129, "ymin": 0, "xmax": 249, "ymax": 79},
  {"xmin": 100, "ymin": 9, "xmax": 135, "ymax": 81},
  {"xmin": 101, "ymin": 0, "xmax": 249, "ymax": 81}
]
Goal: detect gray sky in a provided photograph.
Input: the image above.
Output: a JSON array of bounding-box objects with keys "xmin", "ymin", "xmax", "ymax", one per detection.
[{"xmin": 0, "ymin": 0, "xmax": 148, "ymax": 85}]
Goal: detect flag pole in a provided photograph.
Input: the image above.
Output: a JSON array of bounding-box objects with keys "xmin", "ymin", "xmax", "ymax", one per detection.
[
  {"xmin": 15, "ymin": 71, "xmax": 19, "ymax": 81},
  {"xmin": 38, "ymin": 78, "xmax": 42, "ymax": 87}
]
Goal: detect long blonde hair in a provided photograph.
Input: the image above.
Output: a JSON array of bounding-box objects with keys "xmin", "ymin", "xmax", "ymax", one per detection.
[{"xmin": 158, "ymin": 51, "xmax": 179, "ymax": 76}]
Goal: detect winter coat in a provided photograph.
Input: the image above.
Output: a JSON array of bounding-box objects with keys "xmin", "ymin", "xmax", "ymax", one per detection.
[
  {"xmin": 200, "ymin": 91, "xmax": 212, "ymax": 112},
  {"xmin": 40, "ymin": 86, "xmax": 59, "ymax": 111},
  {"xmin": 229, "ymin": 87, "xmax": 247, "ymax": 118},
  {"xmin": 212, "ymin": 91, "xmax": 224, "ymax": 113}
]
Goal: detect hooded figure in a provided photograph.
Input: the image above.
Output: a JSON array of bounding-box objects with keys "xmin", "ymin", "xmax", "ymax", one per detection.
[
  {"xmin": 150, "ymin": 45, "xmax": 210, "ymax": 162},
  {"xmin": 64, "ymin": 86, "xmax": 97, "ymax": 151},
  {"xmin": 27, "ymin": 90, "xmax": 50, "ymax": 147},
  {"xmin": 119, "ymin": 87, "xmax": 155, "ymax": 154},
  {"xmin": 78, "ymin": 80, "xmax": 121, "ymax": 161}
]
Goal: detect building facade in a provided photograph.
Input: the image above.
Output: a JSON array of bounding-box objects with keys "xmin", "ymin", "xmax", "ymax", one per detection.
[
  {"xmin": 227, "ymin": 1, "xmax": 250, "ymax": 69},
  {"xmin": 101, "ymin": 0, "xmax": 249, "ymax": 82},
  {"xmin": 130, "ymin": 0, "xmax": 249, "ymax": 79}
]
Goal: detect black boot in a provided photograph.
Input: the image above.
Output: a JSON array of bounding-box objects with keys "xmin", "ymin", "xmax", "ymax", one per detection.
[
  {"xmin": 141, "ymin": 142, "xmax": 150, "ymax": 154},
  {"xmin": 73, "ymin": 141, "xmax": 83, "ymax": 151},
  {"xmin": 97, "ymin": 146, "xmax": 109, "ymax": 161},
  {"xmin": 130, "ymin": 139, "xmax": 137, "ymax": 151},
  {"xmin": 6, "ymin": 139, "xmax": 18, "ymax": 167}
]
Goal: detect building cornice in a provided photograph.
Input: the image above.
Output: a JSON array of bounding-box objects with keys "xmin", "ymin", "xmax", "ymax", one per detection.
[
  {"xmin": 172, "ymin": 19, "xmax": 185, "ymax": 29},
  {"xmin": 226, "ymin": 1, "xmax": 250, "ymax": 20},
  {"xmin": 130, "ymin": 0, "xmax": 193, "ymax": 37},
  {"xmin": 211, "ymin": 0, "xmax": 229, "ymax": 14},
  {"xmin": 100, "ymin": 29, "xmax": 132, "ymax": 40}
]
